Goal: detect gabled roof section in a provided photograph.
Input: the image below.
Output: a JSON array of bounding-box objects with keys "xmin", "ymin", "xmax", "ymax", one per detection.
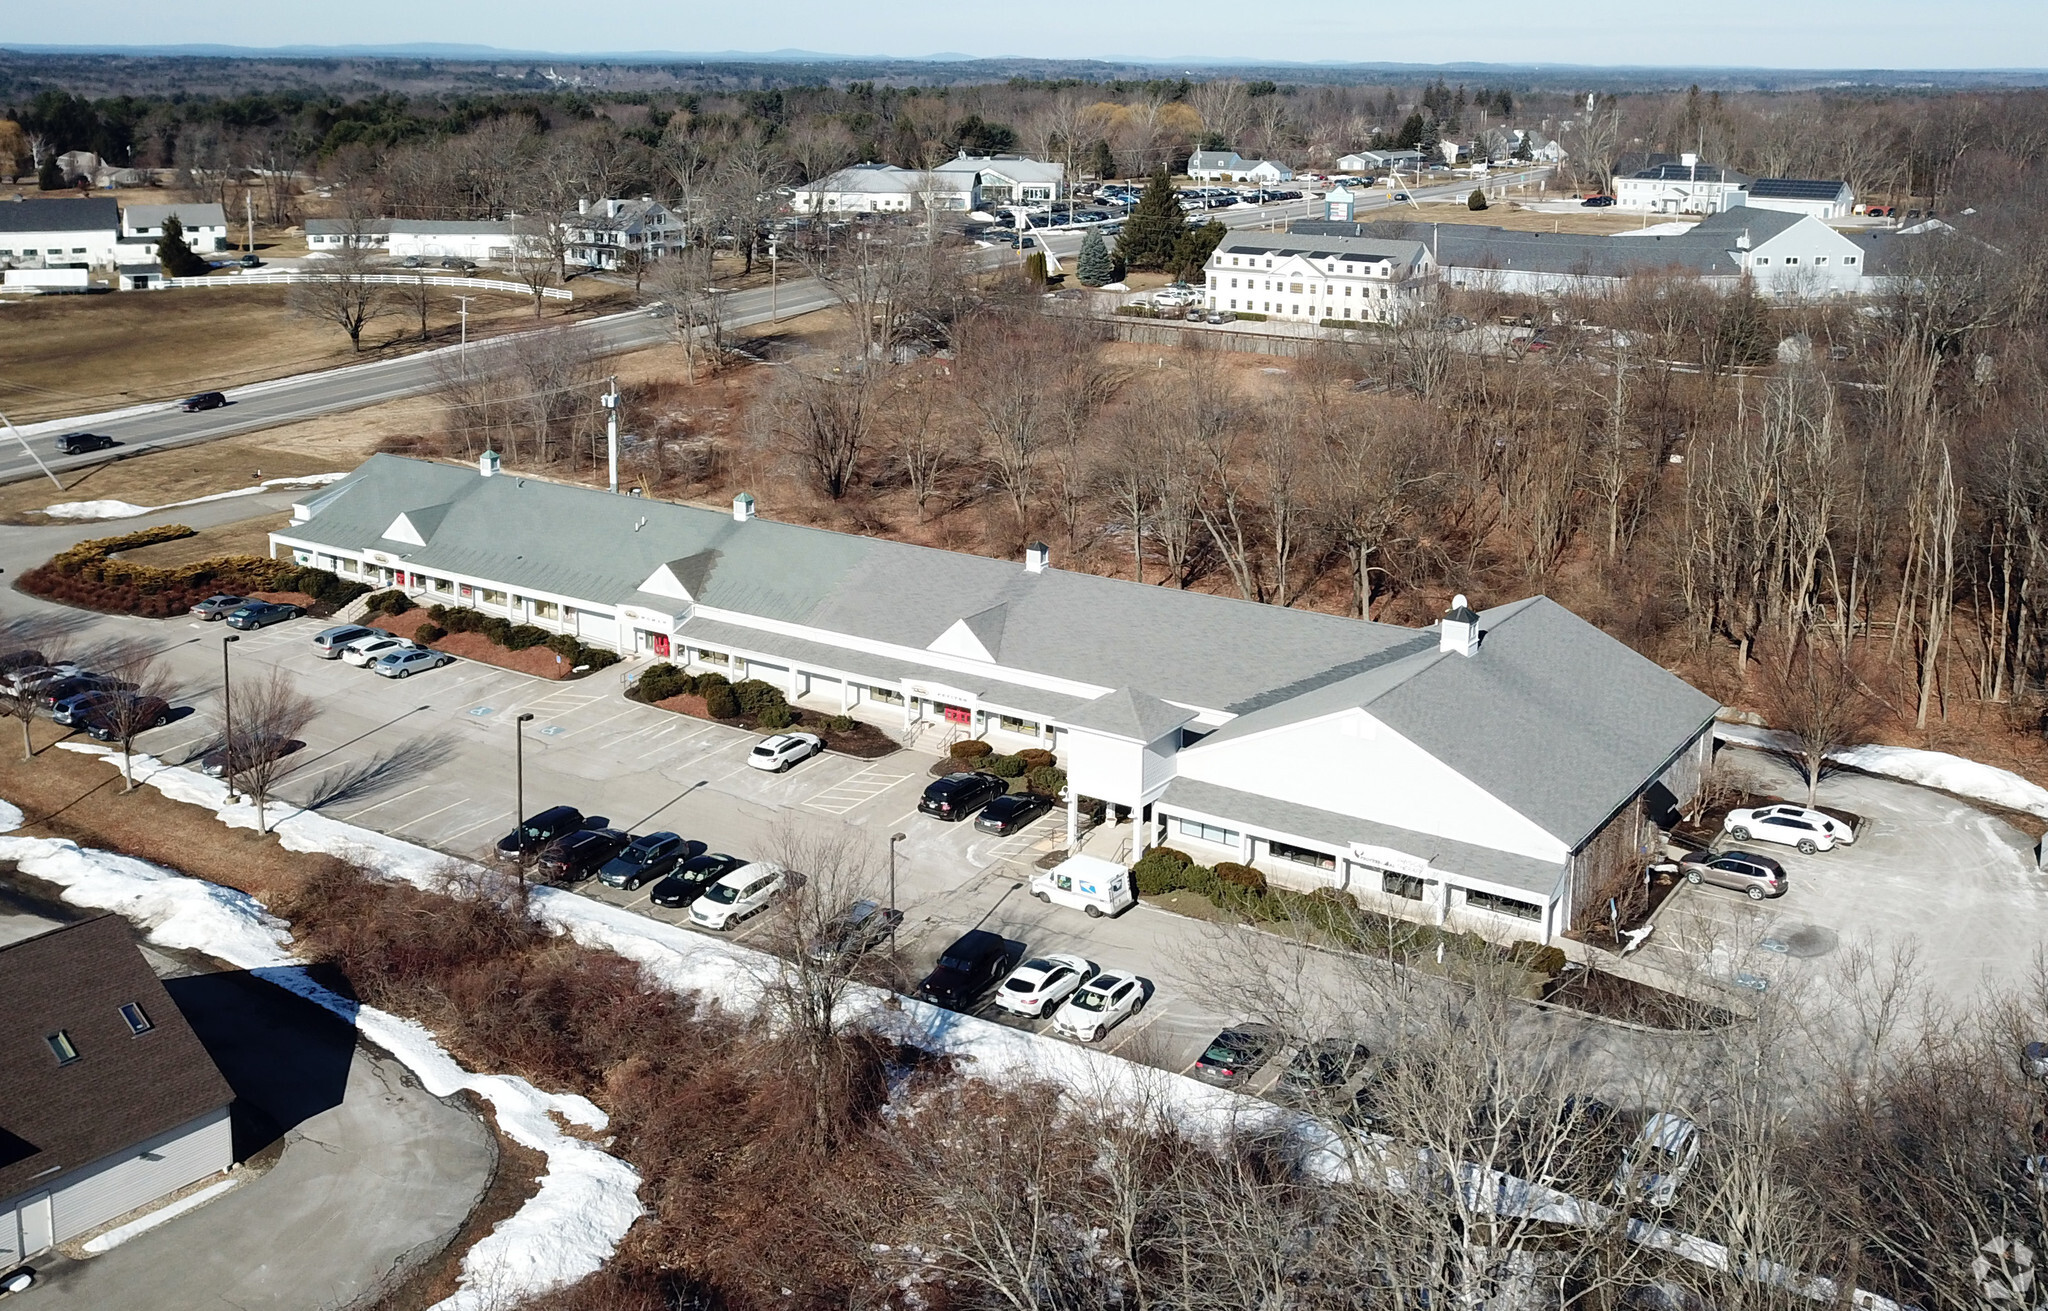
[
  {"xmin": 928, "ymin": 604, "xmax": 1008, "ymax": 662},
  {"xmin": 0, "ymin": 197, "xmax": 118, "ymax": 234},
  {"xmin": 1063, "ymin": 688, "xmax": 1197, "ymax": 743},
  {"xmin": 0, "ymin": 916, "xmax": 232, "ymax": 1199},
  {"xmin": 382, "ymin": 503, "xmax": 452, "ymax": 547},
  {"xmin": 639, "ymin": 550, "xmax": 717, "ymax": 602}
]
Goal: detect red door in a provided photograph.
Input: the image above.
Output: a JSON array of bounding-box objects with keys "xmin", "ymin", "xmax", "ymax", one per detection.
[{"xmin": 654, "ymin": 634, "xmax": 671, "ymax": 657}]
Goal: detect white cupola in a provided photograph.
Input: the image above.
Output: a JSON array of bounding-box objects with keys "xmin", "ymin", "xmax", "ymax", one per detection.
[{"xmin": 1440, "ymin": 594, "xmax": 1481, "ymax": 657}]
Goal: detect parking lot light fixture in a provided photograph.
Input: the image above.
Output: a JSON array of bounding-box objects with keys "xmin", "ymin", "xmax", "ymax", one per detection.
[
  {"xmin": 220, "ymin": 634, "xmax": 241, "ymax": 802},
  {"xmin": 888, "ymin": 831, "xmax": 907, "ymax": 942},
  {"xmin": 514, "ymin": 712, "xmax": 536, "ymax": 883}
]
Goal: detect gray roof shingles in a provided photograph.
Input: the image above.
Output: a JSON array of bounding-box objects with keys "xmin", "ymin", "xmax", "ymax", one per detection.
[{"xmin": 0, "ymin": 197, "xmax": 118, "ymax": 234}]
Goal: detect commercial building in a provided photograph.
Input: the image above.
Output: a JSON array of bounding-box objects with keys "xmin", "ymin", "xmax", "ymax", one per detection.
[
  {"xmin": 1187, "ymin": 150, "xmax": 1294, "ymax": 184},
  {"xmin": 305, "ymin": 218, "xmax": 535, "ymax": 263},
  {"xmin": 791, "ymin": 155, "xmax": 1065, "ymax": 215},
  {"xmin": 1743, "ymin": 177, "xmax": 1857, "ymax": 220},
  {"xmin": 0, "ymin": 916, "xmax": 233, "ymax": 1265},
  {"xmin": 274, "ymin": 454, "xmax": 1718, "ymax": 946},
  {"xmin": 1201, "ymin": 228, "xmax": 1435, "ymax": 323},
  {"xmin": 790, "ymin": 163, "xmax": 924, "ymax": 214},
  {"xmin": 120, "ymin": 203, "xmax": 230, "ymax": 251},
  {"xmin": 1614, "ymin": 155, "xmax": 1754, "ymax": 214}
]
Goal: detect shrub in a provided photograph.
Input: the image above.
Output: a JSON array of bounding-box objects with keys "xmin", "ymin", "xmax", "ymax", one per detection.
[
  {"xmin": 1026, "ymin": 765, "xmax": 1067, "ymax": 798},
  {"xmin": 480, "ymin": 616, "xmax": 512, "ymax": 646},
  {"xmin": 756, "ymin": 705, "xmax": 795, "ymax": 730},
  {"xmin": 1130, "ymin": 846, "xmax": 1194, "ymax": 895},
  {"xmin": 505, "ymin": 624, "xmax": 551, "ymax": 651},
  {"xmin": 427, "ymin": 603, "xmax": 451, "ymax": 624},
  {"xmin": 826, "ymin": 714, "xmax": 856, "ymax": 734},
  {"xmin": 546, "ymin": 633, "xmax": 581, "ymax": 660},
  {"xmin": 285, "ymin": 566, "xmax": 367, "ymax": 607},
  {"xmin": 632, "ymin": 663, "xmax": 693, "ymax": 703},
  {"xmin": 1214, "ymin": 861, "xmax": 1267, "ymax": 895},
  {"xmin": 694, "ymin": 671, "xmax": 730, "ymax": 691},
  {"xmin": 1468, "ymin": 187, "xmax": 1489, "ymax": 211},
  {"xmin": 731, "ymin": 679, "xmax": 787, "ymax": 718},
  {"xmin": 703, "ymin": 682, "xmax": 741, "ymax": 719},
  {"xmin": 364, "ymin": 589, "xmax": 412, "ymax": 615},
  {"xmin": 1015, "ymin": 748, "xmax": 1056, "ymax": 770},
  {"xmin": 573, "ymin": 645, "xmax": 619, "ymax": 673},
  {"xmin": 436, "ymin": 606, "xmax": 483, "ymax": 634},
  {"xmin": 950, "ymin": 739, "xmax": 994, "ymax": 761},
  {"xmin": 1233, "ymin": 311, "xmax": 1269, "ymax": 321},
  {"xmin": 415, "ymin": 623, "xmax": 447, "ymax": 645},
  {"xmin": 986, "ymin": 754, "xmax": 1026, "ymax": 778},
  {"xmin": 1512, "ymin": 943, "xmax": 1569, "ymax": 976}
]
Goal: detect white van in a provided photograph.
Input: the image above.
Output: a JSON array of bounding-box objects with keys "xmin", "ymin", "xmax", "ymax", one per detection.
[{"xmin": 1029, "ymin": 854, "xmax": 1135, "ymax": 919}]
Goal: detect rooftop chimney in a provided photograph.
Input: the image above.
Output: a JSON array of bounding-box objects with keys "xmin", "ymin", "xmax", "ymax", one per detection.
[
  {"xmin": 578, "ymin": 198, "xmax": 591, "ymax": 216},
  {"xmin": 1024, "ymin": 541, "xmax": 1050, "ymax": 574},
  {"xmin": 479, "ymin": 448, "xmax": 500, "ymax": 477},
  {"xmin": 732, "ymin": 492, "xmax": 756, "ymax": 522},
  {"xmin": 1440, "ymin": 593, "xmax": 1480, "ymax": 657}
]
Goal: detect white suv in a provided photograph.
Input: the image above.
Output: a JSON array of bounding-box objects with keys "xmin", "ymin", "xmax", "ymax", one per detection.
[
  {"xmin": 1722, "ymin": 804, "xmax": 1855, "ymax": 854},
  {"xmin": 689, "ymin": 864, "xmax": 790, "ymax": 931}
]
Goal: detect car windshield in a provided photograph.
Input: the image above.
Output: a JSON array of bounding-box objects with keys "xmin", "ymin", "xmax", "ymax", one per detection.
[
  {"xmin": 1071, "ymin": 990, "xmax": 1108, "ymax": 1012},
  {"xmin": 621, "ymin": 846, "xmax": 660, "ymax": 865},
  {"xmin": 1202, "ymin": 1040, "xmax": 1243, "ymax": 1064},
  {"xmin": 704, "ymin": 883, "xmax": 741, "ymax": 904}
]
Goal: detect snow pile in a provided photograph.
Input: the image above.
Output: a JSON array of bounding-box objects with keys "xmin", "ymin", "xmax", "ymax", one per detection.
[
  {"xmin": 0, "ymin": 786, "xmax": 642, "ymax": 1310},
  {"xmin": 42, "ymin": 473, "xmax": 350, "ymax": 521},
  {"xmin": 1716, "ymin": 723, "xmax": 2048, "ymax": 819}
]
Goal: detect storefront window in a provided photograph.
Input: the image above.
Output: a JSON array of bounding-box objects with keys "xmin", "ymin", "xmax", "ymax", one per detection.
[
  {"xmin": 866, "ymin": 686, "xmax": 904, "ymax": 705},
  {"xmin": 1267, "ymin": 839, "xmax": 1336, "ymax": 871},
  {"xmin": 1381, "ymin": 871, "xmax": 1427, "ymax": 900},
  {"xmin": 480, "ymin": 589, "xmax": 506, "ymax": 606},
  {"xmin": 1464, "ymin": 888, "xmax": 1542, "ymax": 920},
  {"xmin": 1177, "ymin": 817, "xmax": 1239, "ymax": 846},
  {"xmin": 532, "ymin": 600, "xmax": 560, "ymax": 620},
  {"xmin": 997, "ymin": 714, "xmax": 1040, "ymax": 735},
  {"xmin": 694, "ymin": 649, "xmax": 730, "ymax": 665}
]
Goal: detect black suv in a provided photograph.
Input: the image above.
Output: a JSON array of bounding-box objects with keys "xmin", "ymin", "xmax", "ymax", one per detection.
[
  {"xmin": 54, "ymin": 432, "xmax": 116, "ymax": 455},
  {"xmin": 913, "ymin": 929, "xmax": 1012, "ymax": 1010},
  {"xmin": 649, "ymin": 853, "xmax": 748, "ymax": 908},
  {"xmin": 496, "ymin": 805, "xmax": 586, "ymax": 860},
  {"xmin": 919, "ymin": 772, "xmax": 1006, "ymax": 821},
  {"xmin": 535, "ymin": 828, "xmax": 629, "ymax": 883},
  {"xmin": 180, "ymin": 391, "xmax": 227, "ymax": 412}
]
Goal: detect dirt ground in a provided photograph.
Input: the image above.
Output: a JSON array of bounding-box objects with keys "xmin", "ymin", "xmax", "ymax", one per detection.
[{"xmin": 0, "ymin": 282, "xmax": 619, "ymax": 423}]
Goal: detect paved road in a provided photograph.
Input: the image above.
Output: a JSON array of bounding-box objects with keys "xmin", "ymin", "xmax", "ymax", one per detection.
[{"xmin": 0, "ymin": 891, "xmax": 496, "ymax": 1311}]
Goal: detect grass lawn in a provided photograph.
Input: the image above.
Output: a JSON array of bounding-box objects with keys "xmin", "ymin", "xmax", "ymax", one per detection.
[{"xmin": 118, "ymin": 513, "xmax": 286, "ymax": 566}]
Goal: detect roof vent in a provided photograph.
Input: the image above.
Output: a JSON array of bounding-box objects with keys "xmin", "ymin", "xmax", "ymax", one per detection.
[
  {"xmin": 1024, "ymin": 541, "xmax": 1050, "ymax": 574},
  {"xmin": 732, "ymin": 492, "xmax": 756, "ymax": 522},
  {"xmin": 479, "ymin": 449, "xmax": 500, "ymax": 477},
  {"xmin": 1440, "ymin": 593, "xmax": 1481, "ymax": 657},
  {"xmin": 1737, "ymin": 229, "xmax": 1751, "ymax": 251},
  {"xmin": 1681, "ymin": 152, "xmax": 1699, "ymax": 169}
]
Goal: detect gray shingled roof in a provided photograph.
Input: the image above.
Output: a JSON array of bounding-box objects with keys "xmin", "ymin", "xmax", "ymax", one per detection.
[
  {"xmin": 1062, "ymin": 688, "xmax": 1198, "ymax": 743},
  {"xmin": 1185, "ymin": 598, "xmax": 1719, "ymax": 850},
  {"xmin": 1158, "ymin": 777, "xmax": 1568, "ymax": 898},
  {"xmin": 123, "ymin": 202, "xmax": 228, "ymax": 229},
  {"xmin": 0, "ymin": 197, "xmax": 117, "ymax": 234},
  {"xmin": 0, "ymin": 916, "xmax": 233, "ymax": 1199},
  {"xmin": 285, "ymin": 456, "xmax": 1420, "ymax": 713}
]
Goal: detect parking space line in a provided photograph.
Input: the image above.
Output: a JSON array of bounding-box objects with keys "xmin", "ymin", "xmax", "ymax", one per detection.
[
  {"xmin": 1101, "ymin": 1006, "xmax": 1166, "ymax": 1055},
  {"xmin": 803, "ymin": 763, "xmax": 916, "ymax": 815},
  {"xmin": 392, "ymin": 798, "xmax": 468, "ymax": 829},
  {"xmin": 437, "ymin": 812, "xmax": 507, "ymax": 844},
  {"xmin": 338, "ymin": 784, "xmax": 432, "ymax": 820}
]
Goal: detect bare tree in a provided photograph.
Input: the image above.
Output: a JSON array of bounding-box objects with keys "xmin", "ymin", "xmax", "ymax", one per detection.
[
  {"xmin": 651, "ymin": 243, "xmax": 726, "ymax": 384},
  {"xmin": 92, "ymin": 657, "xmax": 179, "ymax": 791},
  {"xmin": 1754, "ymin": 639, "xmax": 1880, "ymax": 806},
  {"xmin": 289, "ymin": 227, "xmax": 394, "ymax": 351},
  {"xmin": 230, "ymin": 667, "xmax": 316, "ymax": 832},
  {"xmin": 766, "ymin": 360, "xmax": 879, "ymax": 501}
]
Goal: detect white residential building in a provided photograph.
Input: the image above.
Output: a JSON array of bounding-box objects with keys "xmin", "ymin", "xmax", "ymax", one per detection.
[
  {"xmin": 0, "ymin": 197, "xmax": 120, "ymax": 270},
  {"xmin": 561, "ymin": 197, "xmax": 684, "ymax": 271},
  {"xmin": 120, "ymin": 203, "xmax": 230, "ymax": 251},
  {"xmin": 1743, "ymin": 177, "xmax": 1856, "ymax": 220},
  {"xmin": 1614, "ymin": 155, "xmax": 1753, "ymax": 214},
  {"xmin": 1187, "ymin": 150, "xmax": 1293, "ymax": 183},
  {"xmin": 274, "ymin": 453, "xmax": 1717, "ymax": 946},
  {"xmin": 791, "ymin": 163, "xmax": 924, "ymax": 214},
  {"xmin": 1203, "ymin": 229, "xmax": 1435, "ymax": 324},
  {"xmin": 305, "ymin": 218, "xmax": 534, "ymax": 263}
]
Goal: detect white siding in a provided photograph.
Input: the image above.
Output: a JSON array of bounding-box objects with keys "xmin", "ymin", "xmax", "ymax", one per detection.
[
  {"xmin": 0, "ymin": 1105, "xmax": 231, "ymax": 1252},
  {"xmin": 1065, "ymin": 730, "xmax": 1145, "ymax": 807}
]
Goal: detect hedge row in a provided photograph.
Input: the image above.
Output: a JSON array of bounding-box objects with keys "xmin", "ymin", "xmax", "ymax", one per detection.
[
  {"xmin": 947, "ymin": 739, "xmax": 1063, "ymax": 796},
  {"xmin": 1129, "ymin": 846, "xmax": 1567, "ymax": 975},
  {"xmin": 627, "ymin": 664, "xmax": 837, "ymax": 732},
  {"xmin": 422, "ymin": 602, "xmax": 619, "ymax": 672},
  {"xmin": 20, "ymin": 524, "xmax": 369, "ymax": 618}
]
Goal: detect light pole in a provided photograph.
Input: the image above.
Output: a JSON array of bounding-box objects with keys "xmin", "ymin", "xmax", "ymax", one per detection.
[
  {"xmin": 220, "ymin": 634, "xmax": 240, "ymax": 802},
  {"xmin": 513, "ymin": 712, "xmax": 535, "ymax": 881},
  {"xmin": 888, "ymin": 831, "xmax": 907, "ymax": 942}
]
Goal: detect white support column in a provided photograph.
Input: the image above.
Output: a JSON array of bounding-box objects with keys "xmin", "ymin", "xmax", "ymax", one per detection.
[
  {"xmin": 839, "ymin": 681, "xmax": 851, "ymax": 713},
  {"xmin": 1066, "ymin": 793, "xmax": 1079, "ymax": 848},
  {"xmin": 788, "ymin": 665, "xmax": 800, "ymax": 699},
  {"xmin": 1131, "ymin": 805, "xmax": 1148, "ymax": 857}
]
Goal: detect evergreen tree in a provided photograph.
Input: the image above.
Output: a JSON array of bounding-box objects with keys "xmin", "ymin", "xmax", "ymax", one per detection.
[
  {"xmin": 1513, "ymin": 133, "xmax": 1533, "ymax": 162},
  {"xmin": 1467, "ymin": 188, "xmax": 1489, "ymax": 211},
  {"xmin": 1076, "ymin": 228, "xmax": 1113, "ymax": 286},
  {"xmin": 1089, "ymin": 138, "xmax": 1116, "ymax": 181},
  {"xmin": 1396, "ymin": 113, "xmax": 1426, "ymax": 150},
  {"xmin": 36, "ymin": 157, "xmax": 61, "ymax": 191},
  {"xmin": 155, "ymin": 214, "xmax": 209, "ymax": 278},
  {"xmin": 1023, "ymin": 251, "xmax": 1047, "ymax": 286},
  {"xmin": 1115, "ymin": 168, "xmax": 1186, "ymax": 273},
  {"xmin": 1169, "ymin": 221, "xmax": 1228, "ymax": 282}
]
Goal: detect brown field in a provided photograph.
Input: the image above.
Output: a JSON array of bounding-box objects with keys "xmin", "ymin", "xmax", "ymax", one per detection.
[
  {"xmin": 1395, "ymin": 201, "xmax": 1697, "ymax": 235},
  {"xmin": 120, "ymin": 513, "xmax": 288, "ymax": 565},
  {"xmin": 0, "ymin": 281, "xmax": 625, "ymax": 423}
]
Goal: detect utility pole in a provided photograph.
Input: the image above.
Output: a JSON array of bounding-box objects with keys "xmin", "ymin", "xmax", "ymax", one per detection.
[
  {"xmin": 602, "ymin": 375, "xmax": 620, "ymax": 493},
  {"xmin": 454, "ymin": 295, "xmax": 472, "ymax": 354},
  {"xmin": 513, "ymin": 712, "xmax": 535, "ymax": 885},
  {"xmin": 245, "ymin": 190, "xmax": 255, "ymax": 256},
  {"xmin": 220, "ymin": 635, "xmax": 241, "ymax": 802},
  {"xmin": 768, "ymin": 237, "xmax": 778, "ymax": 322},
  {"xmin": 0, "ymin": 411, "xmax": 66, "ymax": 489}
]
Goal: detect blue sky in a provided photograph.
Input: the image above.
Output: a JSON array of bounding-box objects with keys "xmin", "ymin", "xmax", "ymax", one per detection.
[{"xmin": 17, "ymin": 0, "xmax": 2048, "ymax": 69}]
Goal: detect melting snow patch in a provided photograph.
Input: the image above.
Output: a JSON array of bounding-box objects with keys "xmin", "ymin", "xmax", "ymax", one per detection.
[
  {"xmin": 41, "ymin": 473, "xmax": 350, "ymax": 521},
  {"xmin": 1715, "ymin": 723, "xmax": 2048, "ymax": 819},
  {"xmin": 82, "ymin": 1176, "xmax": 242, "ymax": 1253}
]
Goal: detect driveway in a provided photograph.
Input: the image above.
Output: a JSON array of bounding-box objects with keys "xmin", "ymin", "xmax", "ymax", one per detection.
[
  {"xmin": 1, "ymin": 890, "xmax": 496, "ymax": 1311},
  {"xmin": 1638, "ymin": 746, "xmax": 2048, "ymax": 1002}
]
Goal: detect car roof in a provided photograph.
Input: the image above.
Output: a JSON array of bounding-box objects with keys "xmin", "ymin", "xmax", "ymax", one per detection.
[
  {"xmin": 634, "ymin": 831, "xmax": 680, "ymax": 845},
  {"xmin": 1641, "ymin": 1113, "xmax": 1698, "ymax": 1147},
  {"xmin": 949, "ymin": 928, "xmax": 1005, "ymax": 951},
  {"xmin": 1087, "ymin": 973, "xmax": 1128, "ymax": 989}
]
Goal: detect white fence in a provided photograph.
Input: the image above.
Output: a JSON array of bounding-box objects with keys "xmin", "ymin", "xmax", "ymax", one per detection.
[{"xmin": 153, "ymin": 272, "xmax": 571, "ymax": 300}]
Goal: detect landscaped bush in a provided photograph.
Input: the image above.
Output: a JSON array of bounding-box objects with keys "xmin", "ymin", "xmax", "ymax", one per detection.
[
  {"xmin": 1214, "ymin": 861, "xmax": 1267, "ymax": 895},
  {"xmin": 505, "ymin": 624, "xmax": 551, "ymax": 651},
  {"xmin": 1131, "ymin": 846, "xmax": 1194, "ymax": 896},
  {"xmin": 415, "ymin": 623, "xmax": 448, "ymax": 644},
  {"xmin": 284, "ymin": 566, "xmax": 369, "ymax": 607},
  {"xmin": 546, "ymin": 633, "xmax": 581, "ymax": 660},
  {"xmin": 756, "ymin": 705, "xmax": 795, "ymax": 730},
  {"xmin": 1015, "ymin": 748, "xmax": 1056, "ymax": 770},
  {"xmin": 19, "ymin": 524, "xmax": 367, "ymax": 619},
  {"xmin": 949, "ymin": 739, "xmax": 993, "ymax": 761},
  {"xmin": 826, "ymin": 715, "xmax": 856, "ymax": 734},
  {"xmin": 480, "ymin": 616, "xmax": 512, "ymax": 645},
  {"xmin": 703, "ymin": 682, "xmax": 741, "ymax": 719},
  {"xmin": 732, "ymin": 679, "xmax": 787, "ymax": 719},
  {"xmin": 364, "ymin": 589, "xmax": 412, "ymax": 616},
  {"xmin": 986, "ymin": 754, "xmax": 1027, "ymax": 778},
  {"xmin": 694, "ymin": 671, "xmax": 730, "ymax": 691},
  {"xmin": 632, "ymin": 663, "xmax": 694, "ymax": 703},
  {"xmin": 1027, "ymin": 765, "xmax": 1067, "ymax": 798}
]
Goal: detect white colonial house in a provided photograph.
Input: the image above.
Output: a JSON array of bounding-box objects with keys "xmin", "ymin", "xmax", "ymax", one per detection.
[
  {"xmin": 1203, "ymin": 228, "xmax": 1435, "ymax": 323},
  {"xmin": 120, "ymin": 203, "xmax": 229, "ymax": 251},
  {"xmin": 1188, "ymin": 150, "xmax": 1293, "ymax": 183},
  {"xmin": 275, "ymin": 453, "xmax": 1717, "ymax": 947},
  {"xmin": 0, "ymin": 197, "xmax": 120, "ymax": 271},
  {"xmin": 1615, "ymin": 154, "xmax": 1753, "ymax": 214},
  {"xmin": 561, "ymin": 197, "xmax": 684, "ymax": 271}
]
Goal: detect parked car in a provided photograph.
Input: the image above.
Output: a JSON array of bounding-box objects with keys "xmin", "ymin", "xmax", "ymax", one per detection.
[
  {"xmin": 341, "ymin": 635, "xmax": 414, "ymax": 667},
  {"xmin": 311, "ymin": 624, "xmax": 380, "ymax": 658},
  {"xmin": 747, "ymin": 731, "xmax": 824, "ymax": 772},
  {"xmin": 1581, "ymin": 194, "xmax": 1617, "ymax": 207},
  {"xmin": 50, "ymin": 688, "xmax": 119, "ymax": 727},
  {"xmin": 238, "ymin": 254, "xmax": 262, "ymax": 268},
  {"xmin": 975, "ymin": 792, "xmax": 1052, "ymax": 835},
  {"xmin": 650, "ymin": 853, "xmax": 748, "ymax": 908},
  {"xmin": 1614, "ymin": 1113, "xmax": 1700, "ymax": 1208},
  {"xmin": 1191, "ymin": 1024, "xmax": 1281, "ymax": 1087},
  {"xmin": 0, "ymin": 650, "xmax": 45, "ymax": 677},
  {"xmin": 689, "ymin": 863, "xmax": 791, "ymax": 930},
  {"xmin": 373, "ymin": 648, "xmax": 455, "ymax": 678},
  {"xmin": 914, "ymin": 928, "xmax": 1013, "ymax": 1010},
  {"xmin": 0, "ymin": 663, "xmax": 80, "ymax": 698},
  {"xmin": 438, "ymin": 256, "xmax": 477, "ymax": 271},
  {"xmin": 34, "ymin": 674, "xmax": 129, "ymax": 713},
  {"xmin": 1722, "ymin": 803, "xmax": 1855, "ymax": 854},
  {"xmin": 80, "ymin": 694, "xmax": 172, "ymax": 741},
  {"xmin": 1275, "ymin": 1039, "xmax": 1373, "ymax": 1103},
  {"xmin": 1205, "ymin": 311, "xmax": 1231, "ymax": 324},
  {"xmin": 2022, "ymin": 1041, "xmax": 2048, "ymax": 1081},
  {"xmin": 190, "ymin": 594, "xmax": 251, "ymax": 621},
  {"xmin": 806, "ymin": 898, "xmax": 903, "ymax": 963},
  {"xmin": 919, "ymin": 772, "xmax": 1006, "ymax": 821},
  {"xmin": 53, "ymin": 432, "xmax": 115, "ymax": 455},
  {"xmin": 495, "ymin": 805, "xmax": 586, "ymax": 860},
  {"xmin": 1050, "ymin": 971, "xmax": 1145, "ymax": 1041},
  {"xmin": 993, "ymin": 953, "xmax": 1096, "ymax": 1018},
  {"xmin": 597, "ymin": 832, "xmax": 689, "ymax": 890},
  {"xmin": 224, "ymin": 601, "xmax": 303, "ymax": 630},
  {"xmin": 535, "ymin": 828, "xmax": 629, "ymax": 884},
  {"xmin": 1675, "ymin": 848, "xmax": 1786, "ymax": 900},
  {"xmin": 179, "ymin": 391, "xmax": 227, "ymax": 412}
]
